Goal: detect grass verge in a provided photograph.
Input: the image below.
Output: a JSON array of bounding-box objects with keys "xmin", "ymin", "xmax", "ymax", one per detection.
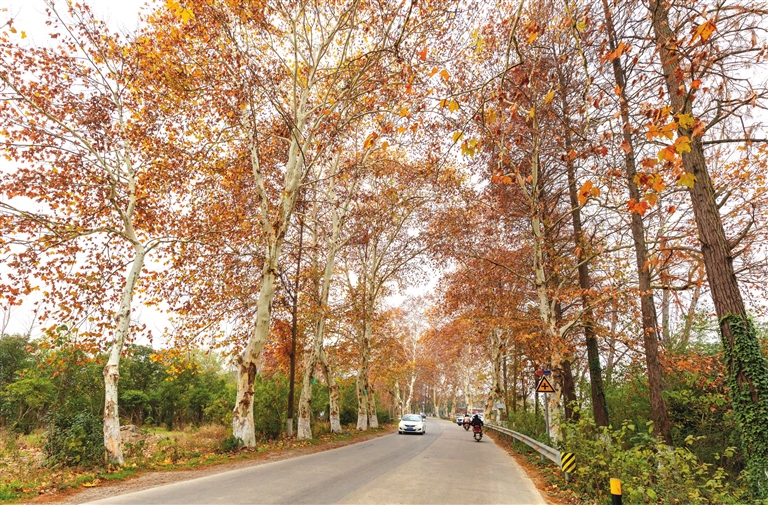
[{"xmin": 1, "ymin": 424, "xmax": 394, "ymax": 504}]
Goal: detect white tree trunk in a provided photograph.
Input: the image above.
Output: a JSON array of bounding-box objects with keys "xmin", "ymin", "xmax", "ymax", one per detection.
[
  {"xmin": 463, "ymin": 367, "xmax": 472, "ymax": 414},
  {"xmin": 329, "ymin": 385, "xmax": 341, "ymax": 432},
  {"xmin": 319, "ymin": 349, "xmax": 342, "ymax": 433},
  {"xmin": 356, "ymin": 371, "xmax": 369, "ymax": 430},
  {"xmin": 367, "ymin": 381, "xmax": 378, "ymax": 428},
  {"xmin": 356, "ymin": 314, "xmax": 374, "ymax": 430},
  {"xmin": 484, "ymin": 329, "xmax": 506, "ymax": 420},
  {"xmin": 233, "ymin": 260, "xmax": 279, "ymax": 447},
  {"xmin": 405, "ymin": 372, "xmax": 416, "ymax": 414},
  {"xmin": 232, "ymin": 90, "xmax": 309, "ymax": 446},
  {"xmin": 394, "ymin": 381, "xmax": 404, "ymax": 418},
  {"xmin": 296, "ymin": 350, "xmax": 316, "ymax": 440},
  {"xmin": 296, "ymin": 156, "xmax": 353, "ymax": 440},
  {"xmin": 103, "ymin": 246, "xmax": 145, "ymax": 465},
  {"xmin": 524, "ymin": 123, "xmax": 563, "ymax": 441}
]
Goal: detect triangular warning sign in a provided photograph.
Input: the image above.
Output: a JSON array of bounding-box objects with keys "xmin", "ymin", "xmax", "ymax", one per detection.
[{"xmin": 536, "ymin": 376, "xmax": 555, "ymax": 393}]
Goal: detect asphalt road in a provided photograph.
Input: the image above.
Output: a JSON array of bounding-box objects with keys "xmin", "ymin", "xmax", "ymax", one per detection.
[{"xmin": 85, "ymin": 419, "xmax": 547, "ymax": 505}]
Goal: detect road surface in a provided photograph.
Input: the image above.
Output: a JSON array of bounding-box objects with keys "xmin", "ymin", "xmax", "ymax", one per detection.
[{"xmin": 85, "ymin": 419, "xmax": 547, "ymax": 504}]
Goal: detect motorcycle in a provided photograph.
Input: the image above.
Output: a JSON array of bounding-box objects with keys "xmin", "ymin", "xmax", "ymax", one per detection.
[
  {"xmin": 472, "ymin": 424, "xmax": 483, "ymax": 441},
  {"xmin": 462, "ymin": 419, "xmax": 471, "ymax": 431}
]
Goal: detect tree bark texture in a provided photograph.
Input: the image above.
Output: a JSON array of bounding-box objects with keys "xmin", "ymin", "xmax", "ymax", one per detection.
[
  {"xmin": 484, "ymin": 329, "xmax": 507, "ymax": 419},
  {"xmin": 286, "ymin": 215, "xmax": 304, "ymax": 438},
  {"xmin": 315, "ymin": 349, "xmax": 340, "ymax": 433},
  {"xmin": 356, "ymin": 320, "xmax": 372, "ymax": 430}
]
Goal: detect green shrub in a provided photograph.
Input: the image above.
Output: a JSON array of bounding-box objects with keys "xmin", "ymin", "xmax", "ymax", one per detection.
[
  {"xmin": 219, "ymin": 435, "xmax": 243, "ymax": 453},
  {"xmin": 376, "ymin": 408, "xmax": 391, "ymax": 425},
  {"xmin": 45, "ymin": 410, "xmax": 104, "ymax": 467},
  {"xmin": 338, "ymin": 380, "xmax": 358, "ymax": 425},
  {"xmin": 251, "ymin": 374, "xmax": 288, "ymax": 439},
  {"xmin": 558, "ymin": 417, "xmax": 750, "ymax": 504},
  {"xmin": 504, "ymin": 409, "xmax": 547, "ymax": 441}
]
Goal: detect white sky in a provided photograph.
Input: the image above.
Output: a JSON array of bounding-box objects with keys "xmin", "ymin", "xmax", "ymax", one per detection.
[{"xmin": 5, "ymin": 0, "xmax": 150, "ymax": 38}]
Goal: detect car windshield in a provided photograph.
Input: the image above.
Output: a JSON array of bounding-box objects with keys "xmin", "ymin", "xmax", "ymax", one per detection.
[{"xmin": 402, "ymin": 415, "xmax": 421, "ymax": 421}]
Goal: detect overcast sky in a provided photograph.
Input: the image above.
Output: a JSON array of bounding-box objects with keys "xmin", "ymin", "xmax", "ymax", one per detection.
[{"xmin": 6, "ymin": 0, "xmax": 149, "ymax": 40}]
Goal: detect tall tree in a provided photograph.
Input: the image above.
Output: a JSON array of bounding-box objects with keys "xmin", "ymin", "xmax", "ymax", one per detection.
[
  {"xmin": 646, "ymin": 0, "xmax": 768, "ymax": 492},
  {"xmin": 598, "ymin": 0, "xmax": 673, "ymax": 442},
  {"xmin": 0, "ymin": 3, "xmax": 204, "ymax": 463}
]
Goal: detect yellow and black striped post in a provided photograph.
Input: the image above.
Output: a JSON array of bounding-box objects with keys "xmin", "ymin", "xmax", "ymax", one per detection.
[
  {"xmin": 560, "ymin": 452, "xmax": 575, "ymax": 481},
  {"xmin": 610, "ymin": 478, "xmax": 622, "ymax": 505}
]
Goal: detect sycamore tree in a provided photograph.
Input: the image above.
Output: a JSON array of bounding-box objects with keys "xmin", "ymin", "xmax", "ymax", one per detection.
[
  {"xmin": 0, "ymin": 3, "xmax": 208, "ymax": 463},
  {"xmin": 340, "ymin": 157, "xmax": 437, "ymax": 430},
  {"xmin": 141, "ymin": 0, "xmax": 454, "ymax": 446}
]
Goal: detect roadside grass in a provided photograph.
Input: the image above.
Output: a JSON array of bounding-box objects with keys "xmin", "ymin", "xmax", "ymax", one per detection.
[{"xmin": 0, "ymin": 424, "xmax": 392, "ymax": 503}]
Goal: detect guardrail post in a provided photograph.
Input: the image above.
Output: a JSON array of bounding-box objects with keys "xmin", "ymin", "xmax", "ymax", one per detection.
[
  {"xmin": 560, "ymin": 452, "xmax": 575, "ymax": 483},
  {"xmin": 610, "ymin": 478, "xmax": 622, "ymax": 505}
]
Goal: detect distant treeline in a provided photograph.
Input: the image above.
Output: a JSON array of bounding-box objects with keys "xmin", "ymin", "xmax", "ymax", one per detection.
[{"xmin": 0, "ymin": 335, "xmax": 387, "ymax": 466}]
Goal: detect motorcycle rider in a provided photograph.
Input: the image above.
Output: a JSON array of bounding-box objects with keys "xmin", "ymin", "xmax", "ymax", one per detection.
[
  {"xmin": 462, "ymin": 412, "xmax": 471, "ymax": 428},
  {"xmin": 470, "ymin": 413, "xmax": 484, "ymax": 440}
]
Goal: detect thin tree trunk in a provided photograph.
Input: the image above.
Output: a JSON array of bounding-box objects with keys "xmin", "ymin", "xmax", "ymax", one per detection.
[
  {"xmin": 484, "ymin": 329, "xmax": 506, "ymax": 420},
  {"xmin": 394, "ymin": 381, "xmax": 404, "ymax": 418},
  {"xmin": 503, "ymin": 350, "xmax": 510, "ymax": 420},
  {"xmin": 680, "ymin": 281, "xmax": 701, "ymax": 352},
  {"xmin": 557, "ymin": 359, "xmax": 578, "ymax": 422},
  {"xmin": 367, "ymin": 380, "xmax": 379, "ymax": 428},
  {"xmin": 600, "ymin": 0, "xmax": 671, "ymax": 443},
  {"xmin": 561, "ymin": 107, "xmax": 610, "ymax": 426},
  {"xmin": 512, "ymin": 350, "xmax": 519, "ymax": 413},
  {"xmin": 286, "ymin": 216, "xmax": 304, "ymax": 438},
  {"xmin": 661, "ymin": 287, "xmax": 670, "ymax": 343},
  {"xmin": 319, "ymin": 349, "xmax": 341, "ymax": 433},
  {"xmin": 296, "ymin": 159, "xmax": 353, "ymax": 439},
  {"xmin": 648, "ymin": 1, "xmax": 768, "ymax": 491},
  {"xmin": 103, "ymin": 246, "xmax": 146, "ymax": 465},
  {"xmin": 356, "ymin": 318, "xmax": 372, "ymax": 430}
]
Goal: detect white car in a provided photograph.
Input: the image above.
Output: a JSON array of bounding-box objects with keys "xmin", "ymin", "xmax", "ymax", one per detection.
[{"xmin": 398, "ymin": 414, "xmax": 426, "ymax": 435}]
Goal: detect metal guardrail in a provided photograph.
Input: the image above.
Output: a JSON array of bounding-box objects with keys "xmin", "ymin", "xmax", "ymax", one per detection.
[{"xmin": 485, "ymin": 423, "xmax": 561, "ymax": 467}]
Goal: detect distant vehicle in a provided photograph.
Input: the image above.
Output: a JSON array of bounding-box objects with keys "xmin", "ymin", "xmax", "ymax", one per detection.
[
  {"xmin": 420, "ymin": 412, "xmax": 426, "ymax": 420},
  {"xmin": 398, "ymin": 414, "xmax": 426, "ymax": 435},
  {"xmin": 455, "ymin": 414, "xmax": 464, "ymax": 425}
]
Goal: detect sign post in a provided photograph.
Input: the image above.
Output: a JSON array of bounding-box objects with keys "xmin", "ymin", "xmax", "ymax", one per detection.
[{"xmin": 536, "ymin": 374, "xmax": 555, "ymax": 443}]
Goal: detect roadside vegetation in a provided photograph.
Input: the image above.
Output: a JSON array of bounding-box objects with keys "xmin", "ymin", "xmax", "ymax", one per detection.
[
  {"xmin": 491, "ymin": 327, "xmax": 766, "ymax": 504},
  {"xmin": 0, "ymin": 336, "xmax": 391, "ymax": 503}
]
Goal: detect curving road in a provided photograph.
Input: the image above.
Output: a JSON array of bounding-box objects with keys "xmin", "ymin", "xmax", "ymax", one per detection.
[{"xmin": 84, "ymin": 419, "xmax": 547, "ymax": 505}]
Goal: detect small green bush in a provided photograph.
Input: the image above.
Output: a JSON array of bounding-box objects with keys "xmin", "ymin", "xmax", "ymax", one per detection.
[
  {"xmin": 44, "ymin": 410, "xmax": 104, "ymax": 467},
  {"xmin": 504, "ymin": 409, "xmax": 547, "ymax": 441},
  {"xmin": 376, "ymin": 408, "xmax": 391, "ymax": 425},
  {"xmin": 219, "ymin": 435, "xmax": 243, "ymax": 453},
  {"xmin": 558, "ymin": 417, "xmax": 750, "ymax": 504}
]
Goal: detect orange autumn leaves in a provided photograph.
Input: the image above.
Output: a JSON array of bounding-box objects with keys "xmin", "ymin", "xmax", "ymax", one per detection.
[{"xmin": 624, "ymin": 111, "xmax": 703, "ymax": 216}]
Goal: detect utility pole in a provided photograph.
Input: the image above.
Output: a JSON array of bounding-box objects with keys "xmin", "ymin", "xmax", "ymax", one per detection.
[{"xmin": 286, "ymin": 211, "xmax": 304, "ymax": 437}]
